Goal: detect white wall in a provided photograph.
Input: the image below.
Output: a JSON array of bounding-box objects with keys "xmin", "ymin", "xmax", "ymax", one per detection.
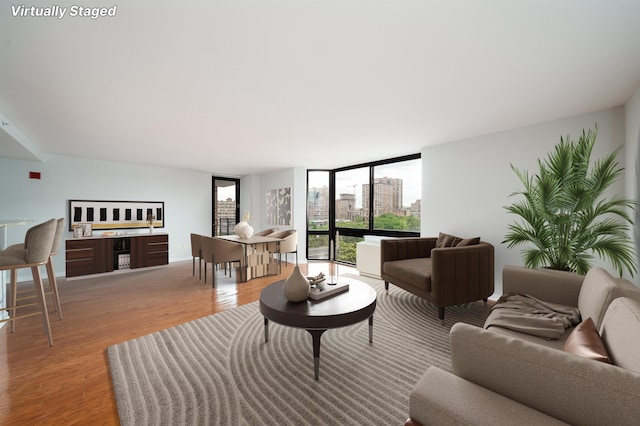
[
  {"xmin": 241, "ymin": 167, "xmax": 308, "ymax": 262},
  {"xmin": 422, "ymin": 107, "xmax": 628, "ymax": 297},
  {"xmin": 4, "ymin": 104, "xmax": 636, "ymax": 290},
  {"xmin": 0, "ymin": 155, "xmax": 212, "ymax": 279},
  {"xmin": 625, "ymin": 83, "xmax": 640, "ymax": 286},
  {"xmin": 0, "ymin": 150, "xmax": 309, "ymax": 282}
]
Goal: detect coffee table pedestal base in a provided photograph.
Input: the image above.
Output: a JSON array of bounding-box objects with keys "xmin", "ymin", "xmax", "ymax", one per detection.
[
  {"xmin": 263, "ymin": 316, "xmax": 374, "ymax": 380},
  {"xmin": 308, "ymin": 329, "xmax": 327, "ymax": 380}
]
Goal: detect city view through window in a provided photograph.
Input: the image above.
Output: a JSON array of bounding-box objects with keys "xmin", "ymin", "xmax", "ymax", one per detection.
[
  {"xmin": 307, "ymin": 156, "xmax": 421, "ymax": 263},
  {"xmin": 214, "ymin": 179, "xmax": 238, "ymax": 236}
]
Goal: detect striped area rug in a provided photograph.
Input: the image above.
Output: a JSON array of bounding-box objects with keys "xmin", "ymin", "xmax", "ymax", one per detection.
[{"xmin": 107, "ymin": 274, "xmax": 490, "ymax": 425}]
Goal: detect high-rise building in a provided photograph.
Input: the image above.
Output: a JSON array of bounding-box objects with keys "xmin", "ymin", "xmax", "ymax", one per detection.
[
  {"xmin": 411, "ymin": 199, "xmax": 422, "ymax": 218},
  {"xmin": 307, "ymin": 185, "xmax": 329, "ymax": 227},
  {"xmin": 216, "ymin": 197, "xmax": 236, "ymax": 235},
  {"xmin": 336, "ymin": 193, "xmax": 357, "ymax": 221},
  {"xmin": 362, "ymin": 177, "xmax": 403, "ymax": 217}
]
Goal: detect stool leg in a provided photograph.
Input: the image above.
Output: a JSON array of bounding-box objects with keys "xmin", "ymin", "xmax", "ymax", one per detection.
[
  {"xmin": 10, "ymin": 268, "xmax": 17, "ymax": 333},
  {"xmin": 32, "ymin": 265, "xmax": 53, "ymax": 346},
  {"xmin": 45, "ymin": 257, "xmax": 62, "ymax": 320}
]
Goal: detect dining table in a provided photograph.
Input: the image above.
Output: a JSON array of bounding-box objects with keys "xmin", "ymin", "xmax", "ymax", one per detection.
[{"xmin": 216, "ymin": 234, "xmax": 283, "ymax": 282}]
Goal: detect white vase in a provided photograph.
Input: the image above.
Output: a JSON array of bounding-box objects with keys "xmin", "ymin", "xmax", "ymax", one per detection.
[
  {"xmin": 234, "ymin": 221, "xmax": 254, "ymax": 239},
  {"xmin": 283, "ymin": 266, "xmax": 310, "ymax": 302}
]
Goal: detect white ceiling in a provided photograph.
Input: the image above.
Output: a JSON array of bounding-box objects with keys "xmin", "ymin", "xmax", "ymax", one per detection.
[{"xmin": 1, "ymin": 0, "xmax": 640, "ymax": 176}]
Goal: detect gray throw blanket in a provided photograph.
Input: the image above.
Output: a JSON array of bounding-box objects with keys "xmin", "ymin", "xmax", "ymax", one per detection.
[{"xmin": 484, "ymin": 293, "xmax": 581, "ymax": 339}]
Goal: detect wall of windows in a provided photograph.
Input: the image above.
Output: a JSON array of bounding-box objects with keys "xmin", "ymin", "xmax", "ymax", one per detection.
[{"xmin": 307, "ymin": 154, "xmax": 421, "ymax": 264}]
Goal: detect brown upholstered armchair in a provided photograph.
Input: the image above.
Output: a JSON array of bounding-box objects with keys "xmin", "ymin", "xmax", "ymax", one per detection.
[{"xmin": 380, "ymin": 236, "xmax": 494, "ymax": 322}]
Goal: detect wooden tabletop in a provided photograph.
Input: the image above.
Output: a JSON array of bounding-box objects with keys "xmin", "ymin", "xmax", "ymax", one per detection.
[{"xmin": 259, "ymin": 279, "xmax": 377, "ymax": 329}]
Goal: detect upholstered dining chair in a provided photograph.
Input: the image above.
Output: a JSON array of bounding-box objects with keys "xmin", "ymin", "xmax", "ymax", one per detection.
[
  {"xmin": 190, "ymin": 233, "xmax": 204, "ymax": 279},
  {"xmin": 201, "ymin": 236, "xmax": 244, "ymax": 287},
  {"xmin": 0, "ymin": 218, "xmax": 57, "ymax": 346},
  {"xmin": 267, "ymin": 229, "xmax": 298, "ymax": 272},
  {"xmin": 254, "ymin": 228, "xmax": 279, "ymax": 237},
  {"xmin": 5, "ymin": 218, "xmax": 65, "ymax": 319}
]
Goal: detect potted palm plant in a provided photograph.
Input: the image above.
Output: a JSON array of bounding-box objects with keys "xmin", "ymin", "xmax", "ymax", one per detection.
[{"xmin": 503, "ymin": 126, "xmax": 637, "ymax": 277}]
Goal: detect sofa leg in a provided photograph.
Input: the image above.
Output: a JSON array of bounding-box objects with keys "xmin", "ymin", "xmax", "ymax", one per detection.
[
  {"xmin": 384, "ymin": 281, "xmax": 389, "ymax": 292},
  {"xmin": 438, "ymin": 306, "xmax": 445, "ymax": 325}
]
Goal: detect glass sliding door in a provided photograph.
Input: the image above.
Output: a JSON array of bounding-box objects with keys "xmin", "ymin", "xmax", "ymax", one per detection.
[
  {"xmin": 333, "ymin": 166, "xmax": 369, "ymax": 263},
  {"xmin": 213, "ymin": 177, "xmax": 240, "ymax": 236},
  {"xmin": 334, "ymin": 166, "xmax": 370, "ymax": 230},
  {"xmin": 307, "ymin": 170, "xmax": 330, "ymax": 260}
]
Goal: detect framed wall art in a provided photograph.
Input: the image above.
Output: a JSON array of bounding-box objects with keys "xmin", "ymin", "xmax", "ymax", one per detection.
[
  {"xmin": 73, "ymin": 224, "xmax": 83, "ymax": 238},
  {"xmin": 81, "ymin": 223, "xmax": 92, "ymax": 237},
  {"xmin": 68, "ymin": 200, "xmax": 165, "ymax": 231},
  {"xmin": 265, "ymin": 187, "xmax": 291, "ymax": 226}
]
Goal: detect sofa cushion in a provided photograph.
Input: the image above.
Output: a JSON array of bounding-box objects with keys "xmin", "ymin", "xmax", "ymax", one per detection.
[
  {"xmin": 563, "ymin": 317, "xmax": 611, "ymax": 363},
  {"xmin": 577, "ymin": 267, "xmax": 640, "ymax": 329},
  {"xmin": 435, "ymin": 232, "xmax": 462, "ymax": 248},
  {"xmin": 382, "ymin": 258, "xmax": 431, "ymax": 292},
  {"xmin": 485, "ymin": 294, "xmax": 579, "ymax": 339},
  {"xmin": 599, "ymin": 297, "xmax": 640, "ymax": 373},
  {"xmin": 502, "ymin": 266, "xmax": 584, "ymax": 308}
]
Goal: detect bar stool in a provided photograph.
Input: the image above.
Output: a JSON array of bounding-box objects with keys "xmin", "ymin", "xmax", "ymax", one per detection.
[
  {"xmin": 0, "ymin": 218, "xmax": 57, "ymax": 346},
  {"xmin": 5, "ymin": 218, "xmax": 64, "ymax": 318},
  {"xmin": 44, "ymin": 218, "xmax": 65, "ymax": 317}
]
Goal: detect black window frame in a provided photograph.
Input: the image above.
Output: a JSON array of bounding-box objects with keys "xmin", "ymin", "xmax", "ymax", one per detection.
[{"xmin": 306, "ymin": 153, "xmax": 421, "ymax": 262}]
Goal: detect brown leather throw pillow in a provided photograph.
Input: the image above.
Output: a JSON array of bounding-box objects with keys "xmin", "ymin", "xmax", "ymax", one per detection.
[
  {"xmin": 456, "ymin": 237, "xmax": 480, "ymax": 247},
  {"xmin": 563, "ymin": 317, "xmax": 612, "ymax": 364},
  {"xmin": 435, "ymin": 232, "xmax": 462, "ymax": 248}
]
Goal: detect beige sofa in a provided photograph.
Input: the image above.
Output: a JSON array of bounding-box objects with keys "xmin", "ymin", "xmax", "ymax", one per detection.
[{"xmin": 406, "ymin": 266, "xmax": 640, "ymax": 426}]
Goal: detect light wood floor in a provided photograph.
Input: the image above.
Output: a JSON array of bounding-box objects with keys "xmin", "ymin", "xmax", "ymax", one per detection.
[{"xmin": 0, "ymin": 260, "xmax": 347, "ymax": 425}]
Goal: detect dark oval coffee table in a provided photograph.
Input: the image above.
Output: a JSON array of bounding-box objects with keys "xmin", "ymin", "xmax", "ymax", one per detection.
[{"xmin": 259, "ymin": 278, "xmax": 377, "ymax": 380}]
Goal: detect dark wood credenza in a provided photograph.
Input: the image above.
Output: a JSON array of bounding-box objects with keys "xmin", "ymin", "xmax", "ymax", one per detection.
[{"xmin": 65, "ymin": 233, "xmax": 169, "ymax": 278}]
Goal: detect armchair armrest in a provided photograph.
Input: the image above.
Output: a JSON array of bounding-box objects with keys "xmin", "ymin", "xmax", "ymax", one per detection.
[
  {"xmin": 409, "ymin": 367, "xmax": 566, "ymax": 426},
  {"xmin": 380, "ymin": 237, "xmax": 436, "ymax": 262},
  {"xmin": 449, "ymin": 323, "xmax": 640, "ymax": 425},
  {"xmin": 430, "ymin": 242, "xmax": 494, "ymax": 305},
  {"xmin": 503, "ymin": 265, "xmax": 584, "ymax": 307}
]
